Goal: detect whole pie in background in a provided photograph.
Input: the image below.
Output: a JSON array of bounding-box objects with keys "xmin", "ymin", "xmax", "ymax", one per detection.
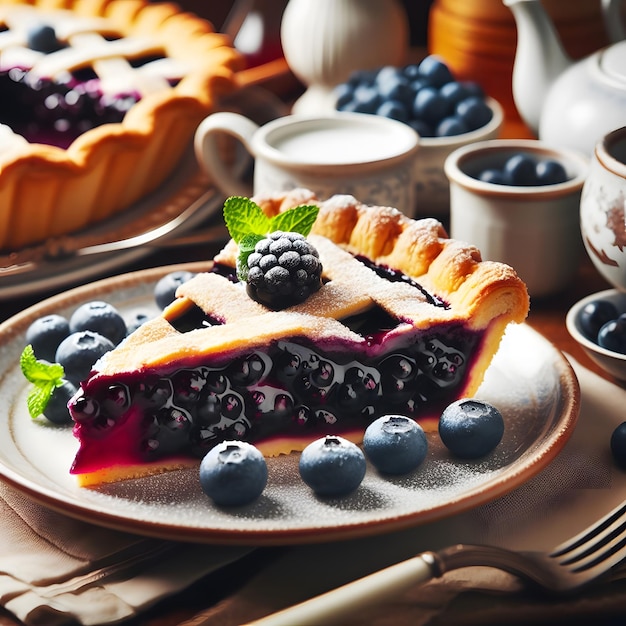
[{"xmin": 0, "ymin": 0, "xmax": 242, "ymax": 251}]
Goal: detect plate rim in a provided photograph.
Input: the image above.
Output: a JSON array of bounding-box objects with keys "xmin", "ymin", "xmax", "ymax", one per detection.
[{"xmin": 0, "ymin": 266, "xmax": 581, "ymax": 545}]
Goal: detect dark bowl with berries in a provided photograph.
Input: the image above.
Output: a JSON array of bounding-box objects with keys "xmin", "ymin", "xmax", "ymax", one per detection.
[
  {"xmin": 333, "ymin": 55, "xmax": 504, "ymax": 216},
  {"xmin": 444, "ymin": 139, "xmax": 589, "ymax": 298},
  {"xmin": 566, "ymin": 289, "xmax": 626, "ymax": 382}
]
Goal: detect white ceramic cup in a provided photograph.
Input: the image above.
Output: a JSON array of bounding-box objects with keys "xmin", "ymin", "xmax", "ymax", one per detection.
[
  {"xmin": 445, "ymin": 139, "xmax": 589, "ymax": 298},
  {"xmin": 580, "ymin": 126, "xmax": 626, "ymax": 290},
  {"xmin": 194, "ymin": 111, "xmax": 420, "ymax": 217}
]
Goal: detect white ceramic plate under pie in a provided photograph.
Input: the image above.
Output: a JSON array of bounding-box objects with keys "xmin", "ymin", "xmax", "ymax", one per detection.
[{"xmin": 0, "ymin": 266, "xmax": 580, "ymax": 545}]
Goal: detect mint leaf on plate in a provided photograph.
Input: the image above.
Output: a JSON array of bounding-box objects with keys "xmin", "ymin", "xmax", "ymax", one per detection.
[{"xmin": 20, "ymin": 345, "xmax": 65, "ymax": 419}]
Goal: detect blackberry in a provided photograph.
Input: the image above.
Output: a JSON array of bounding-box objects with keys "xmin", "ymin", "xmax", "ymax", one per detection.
[{"xmin": 246, "ymin": 231, "xmax": 323, "ymax": 310}]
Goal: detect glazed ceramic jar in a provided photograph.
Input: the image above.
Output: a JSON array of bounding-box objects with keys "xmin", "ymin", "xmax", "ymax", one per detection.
[
  {"xmin": 445, "ymin": 139, "xmax": 589, "ymax": 297},
  {"xmin": 580, "ymin": 127, "xmax": 626, "ymax": 290}
]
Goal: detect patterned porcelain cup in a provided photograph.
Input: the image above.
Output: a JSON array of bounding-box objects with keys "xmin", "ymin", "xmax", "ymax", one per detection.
[
  {"xmin": 580, "ymin": 126, "xmax": 626, "ymax": 290},
  {"xmin": 194, "ymin": 111, "xmax": 420, "ymax": 217}
]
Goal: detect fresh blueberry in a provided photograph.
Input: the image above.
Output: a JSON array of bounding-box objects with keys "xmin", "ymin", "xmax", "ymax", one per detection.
[
  {"xmin": 375, "ymin": 65, "xmax": 404, "ymax": 87},
  {"xmin": 598, "ymin": 314, "xmax": 626, "ymax": 354},
  {"xmin": 43, "ymin": 379, "xmax": 78, "ymax": 425},
  {"xmin": 459, "ymin": 81, "xmax": 485, "ymax": 99},
  {"xmin": 199, "ymin": 440, "xmax": 268, "ymax": 506},
  {"xmin": 403, "ymin": 64, "xmax": 421, "ymax": 80},
  {"xmin": 535, "ymin": 159, "xmax": 569, "ymax": 185},
  {"xmin": 363, "ymin": 415, "xmax": 428, "ymax": 475},
  {"xmin": 436, "ymin": 116, "xmax": 469, "ymax": 137},
  {"xmin": 455, "ymin": 96, "xmax": 492, "ymax": 131},
  {"xmin": 55, "ymin": 331, "xmax": 115, "ymax": 385},
  {"xmin": 334, "ymin": 82, "xmax": 354, "ymax": 109},
  {"xmin": 412, "ymin": 86, "xmax": 446, "ymax": 125},
  {"xmin": 579, "ymin": 300, "xmax": 619, "ymax": 341},
  {"xmin": 439, "ymin": 81, "xmax": 471, "ymax": 108},
  {"xmin": 478, "ymin": 168, "xmax": 506, "ymax": 185},
  {"xmin": 439, "ymin": 399, "xmax": 504, "ymax": 459},
  {"xmin": 376, "ymin": 99, "xmax": 409, "ymax": 123},
  {"xmin": 154, "ymin": 271, "xmax": 195, "ymax": 309},
  {"xmin": 125, "ymin": 309, "xmax": 154, "ymax": 335},
  {"xmin": 502, "ymin": 153, "xmax": 539, "ymax": 186},
  {"xmin": 376, "ymin": 68, "xmax": 413, "ymax": 105},
  {"xmin": 352, "ymin": 85, "xmax": 381, "ymax": 113},
  {"xmin": 409, "ymin": 119, "xmax": 434, "ymax": 137},
  {"xmin": 299, "ymin": 435, "xmax": 366, "ymax": 496},
  {"xmin": 611, "ymin": 422, "xmax": 626, "ymax": 469},
  {"xmin": 417, "ymin": 55, "xmax": 454, "ymax": 87},
  {"xmin": 26, "ymin": 314, "xmax": 70, "ymax": 362},
  {"xmin": 69, "ymin": 301, "xmax": 127, "ymax": 345},
  {"xmin": 26, "ymin": 23, "xmax": 65, "ymax": 53}
]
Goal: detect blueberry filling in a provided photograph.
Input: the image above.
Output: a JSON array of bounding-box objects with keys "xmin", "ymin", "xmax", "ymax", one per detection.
[
  {"xmin": 69, "ymin": 260, "xmax": 480, "ymax": 473},
  {"xmin": 167, "ymin": 303, "xmax": 222, "ymax": 334},
  {"xmin": 71, "ymin": 327, "xmax": 479, "ymax": 470},
  {"xmin": 0, "ymin": 23, "xmax": 173, "ymax": 148},
  {"xmin": 355, "ymin": 255, "xmax": 448, "ymax": 308}
]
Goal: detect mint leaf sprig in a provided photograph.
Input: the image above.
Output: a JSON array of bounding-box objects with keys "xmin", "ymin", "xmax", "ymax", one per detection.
[
  {"xmin": 223, "ymin": 196, "xmax": 319, "ymax": 281},
  {"xmin": 20, "ymin": 345, "xmax": 65, "ymax": 419}
]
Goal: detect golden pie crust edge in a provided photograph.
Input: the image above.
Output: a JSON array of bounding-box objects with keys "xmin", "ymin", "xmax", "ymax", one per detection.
[{"xmin": 0, "ymin": 0, "xmax": 243, "ymax": 250}]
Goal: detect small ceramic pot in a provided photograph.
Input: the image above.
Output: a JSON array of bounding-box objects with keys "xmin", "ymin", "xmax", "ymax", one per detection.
[
  {"xmin": 194, "ymin": 111, "xmax": 420, "ymax": 217},
  {"xmin": 580, "ymin": 126, "xmax": 626, "ymax": 290},
  {"xmin": 445, "ymin": 139, "xmax": 589, "ymax": 298}
]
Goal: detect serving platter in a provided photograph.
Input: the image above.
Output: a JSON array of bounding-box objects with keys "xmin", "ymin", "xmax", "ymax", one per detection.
[{"xmin": 0, "ymin": 265, "xmax": 580, "ymax": 545}]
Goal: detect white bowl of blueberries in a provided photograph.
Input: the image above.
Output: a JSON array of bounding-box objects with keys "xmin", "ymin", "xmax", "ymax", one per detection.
[
  {"xmin": 334, "ymin": 55, "xmax": 504, "ymax": 217},
  {"xmin": 566, "ymin": 289, "xmax": 626, "ymax": 382}
]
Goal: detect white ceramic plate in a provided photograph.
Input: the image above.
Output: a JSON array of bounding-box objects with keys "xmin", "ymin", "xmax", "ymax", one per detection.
[{"xmin": 0, "ymin": 267, "xmax": 580, "ymax": 545}]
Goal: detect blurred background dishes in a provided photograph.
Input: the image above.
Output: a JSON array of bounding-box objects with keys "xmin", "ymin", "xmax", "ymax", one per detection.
[
  {"xmin": 503, "ymin": 0, "xmax": 626, "ymax": 156},
  {"xmin": 428, "ymin": 0, "xmax": 616, "ymax": 140},
  {"xmin": 195, "ymin": 111, "xmax": 420, "ymax": 216},
  {"xmin": 280, "ymin": 0, "xmax": 410, "ymax": 114},
  {"xmin": 445, "ymin": 138, "xmax": 589, "ymax": 298}
]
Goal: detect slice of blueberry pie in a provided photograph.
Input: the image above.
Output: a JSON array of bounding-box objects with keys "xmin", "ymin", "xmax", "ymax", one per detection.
[
  {"xmin": 0, "ymin": 0, "xmax": 241, "ymax": 250},
  {"xmin": 68, "ymin": 191, "xmax": 529, "ymax": 486}
]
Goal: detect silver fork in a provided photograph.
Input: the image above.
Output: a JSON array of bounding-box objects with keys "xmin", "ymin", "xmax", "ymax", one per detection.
[
  {"xmin": 243, "ymin": 499, "xmax": 626, "ymax": 626},
  {"xmin": 0, "ymin": 187, "xmax": 228, "ymax": 277}
]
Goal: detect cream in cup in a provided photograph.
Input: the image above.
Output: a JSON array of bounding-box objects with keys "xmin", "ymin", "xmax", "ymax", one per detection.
[{"xmin": 194, "ymin": 111, "xmax": 420, "ymax": 217}]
